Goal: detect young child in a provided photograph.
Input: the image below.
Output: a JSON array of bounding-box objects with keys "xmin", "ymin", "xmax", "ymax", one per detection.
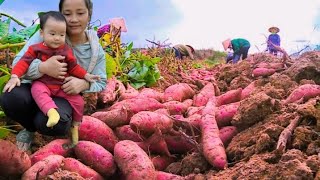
[
  {"xmin": 3, "ymin": 11, "xmax": 100, "ymax": 148},
  {"xmin": 267, "ymin": 26, "xmax": 281, "ymax": 56}
]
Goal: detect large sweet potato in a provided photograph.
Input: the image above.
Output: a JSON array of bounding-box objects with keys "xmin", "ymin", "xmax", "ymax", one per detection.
[
  {"xmin": 61, "ymin": 158, "xmax": 104, "ymax": 180},
  {"xmin": 114, "ymin": 140, "xmax": 156, "ymax": 180},
  {"xmin": 0, "ymin": 139, "xmax": 31, "ymax": 176},
  {"xmin": 115, "ymin": 125, "xmax": 144, "ymax": 142},
  {"xmin": 91, "ymin": 106, "xmax": 129, "ymax": 128},
  {"xmin": 283, "ymin": 84, "xmax": 320, "ymax": 105},
  {"xmin": 79, "ymin": 116, "xmax": 118, "ymax": 152},
  {"xmin": 216, "ymin": 88, "xmax": 242, "ymax": 106},
  {"xmin": 30, "ymin": 138, "xmax": 72, "ymax": 165},
  {"xmin": 74, "ymin": 141, "xmax": 116, "ymax": 177},
  {"xmin": 22, "ymin": 155, "xmax": 64, "ymax": 180},
  {"xmin": 164, "ymin": 83, "xmax": 195, "ymax": 102},
  {"xmin": 136, "ymin": 88, "xmax": 165, "ymax": 102},
  {"xmin": 252, "ymin": 67, "xmax": 276, "ymax": 77},
  {"xmin": 130, "ymin": 111, "xmax": 173, "ymax": 136},
  {"xmin": 109, "ymin": 98, "xmax": 164, "ymax": 114},
  {"xmin": 193, "ymin": 82, "xmax": 215, "ymax": 107}
]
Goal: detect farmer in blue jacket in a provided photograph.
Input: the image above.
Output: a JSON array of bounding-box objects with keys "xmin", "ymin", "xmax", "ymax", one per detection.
[
  {"xmin": 267, "ymin": 26, "xmax": 281, "ymax": 56},
  {"xmin": 222, "ymin": 38, "xmax": 250, "ymax": 64}
]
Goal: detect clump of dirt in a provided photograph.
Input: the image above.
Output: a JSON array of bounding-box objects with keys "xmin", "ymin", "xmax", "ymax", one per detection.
[
  {"xmin": 228, "ymin": 75, "xmax": 252, "ymax": 90},
  {"xmin": 46, "ymin": 170, "xmax": 85, "ymax": 180}
]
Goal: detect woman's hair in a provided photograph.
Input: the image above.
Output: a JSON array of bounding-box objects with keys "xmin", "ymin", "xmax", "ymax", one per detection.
[
  {"xmin": 40, "ymin": 11, "xmax": 66, "ymax": 30},
  {"xmin": 59, "ymin": 0, "xmax": 93, "ymax": 22}
]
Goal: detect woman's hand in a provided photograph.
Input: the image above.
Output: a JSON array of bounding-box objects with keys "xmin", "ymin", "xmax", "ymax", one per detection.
[
  {"xmin": 39, "ymin": 55, "xmax": 68, "ymax": 79},
  {"xmin": 62, "ymin": 76, "xmax": 90, "ymax": 95}
]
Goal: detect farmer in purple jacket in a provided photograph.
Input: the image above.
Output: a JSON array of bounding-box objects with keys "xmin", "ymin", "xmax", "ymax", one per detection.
[{"xmin": 267, "ymin": 26, "xmax": 281, "ymax": 56}]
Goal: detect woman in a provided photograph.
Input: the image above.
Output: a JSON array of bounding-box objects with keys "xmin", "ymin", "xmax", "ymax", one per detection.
[
  {"xmin": 222, "ymin": 38, "xmax": 250, "ymax": 64},
  {"xmin": 0, "ymin": 0, "xmax": 106, "ymax": 151}
]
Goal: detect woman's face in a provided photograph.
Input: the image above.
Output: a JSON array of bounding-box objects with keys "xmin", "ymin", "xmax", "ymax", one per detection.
[{"xmin": 60, "ymin": 0, "xmax": 89, "ymax": 37}]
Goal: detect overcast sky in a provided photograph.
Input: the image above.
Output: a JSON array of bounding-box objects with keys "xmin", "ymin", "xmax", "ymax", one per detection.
[{"xmin": 1, "ymin": 0, "xmax": 320, "ymax": 54}]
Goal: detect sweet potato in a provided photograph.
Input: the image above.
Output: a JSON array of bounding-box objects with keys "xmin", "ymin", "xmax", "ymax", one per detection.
[
  {"xmin": 154, "ymin": 108, "xmax": 170, "ymax": 116},
  {"xmin": 98, "ymin": 76, "xmax": 118, "ymax": 104},
  {"xmin": 109, "ymin": 98, "xmax": 164, "ymax": 114},
  {"xmin": 186, "ymin": 106, "xmax": 204, "ymax": 117},
  {"xmin": 219, "ymin": 126, "xmax": 238, "ymax": 146},
  {"xmin": 61, "ymin": 158, "xmax": 104, "ymax": 180},
  {"xmin": 216, "ymin": 102, "xmax": 240, "ymax": 128},
  {"xmin": 119, "ymin": 83, "xmax": 139, "ymax": 100},
  {"xmin": 164, "ymin": 134, "xmax": 196, "ymax": 154},
  {"xmin": 115, "ymin": 125, "xmax": 144, "ymax": 142},
  {"xmin": 216, "ymin": 88, "xmax": 242, "ymax": 106},
  {"xmin": 241, "ymin": 81, "xmax": 256, "ymax": 100},
  {"xmin": 114, "ymin": 140, "xmax": 156, "ymax": 180},
  {"xmin": 201, "ymin": 97, "xmax": 227, "ymax": 169},
  {"xmin": 91, "ymin": 106, "xmax": 129, "ymax": 128},
  {"xmin": 151, "ymin": 156, "xmax": 176, "ymax": 171},
  {"xmin": 156, "ymin": 171, "xmax": 184, "ymax": 180},
  {"xmin": 283, "ymin": 84, "xmax": 320, "ymax": 105},
  {"xmin": 163, "ymin": 100, "xmax": 189, "ymax": 115},
  {"xmin": 256, "ymin": 62, "xmax": 284, "ymax": 70},
  {"xmin": 74, "ymin": 141, "xmax": 116, "ymax": 177},
  {"xmin": 30, "ymin": 139, "xmax": 72, "ymax": 165},
  {"xmin": 252, "ymin": 67, "xmax": 276, "ymax": 77},
  {"xmin": 164, "ymin": 83, "xmax": 195, "ymax": 102},
  {"xmin": 79, "ymin": 116, "xmax": 119, "ymax": 152},
  {"xmin": 136, "ymin": 128, "xmax": 172, "ymax": 157},
  {"xmin": 130, "ymin": 111, "xmax": 173, "ymax": 136},
  {"xmin": 22, "ymin": 155, "xmax": 64, "ymax": 180},
  {"xmin": 137, "ymin": 88, "xmax": 164, "ymax": 102},
  {"xmin": 0, "ymin": 139, "xmax": 31, "ymax": 176},
  {"xmin": 193, "ymin": 82, "xmax": 216, "ymax": 107}
]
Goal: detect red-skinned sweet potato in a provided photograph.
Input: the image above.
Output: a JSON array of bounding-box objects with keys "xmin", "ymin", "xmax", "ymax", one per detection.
[
  {"xmin": 114, "ymin": 140, "xmax": 156, "ymax": 180},
  {"xmin": 219, "ymin": 126, "xmax": 238, "ymax": 146},
  {"xmin": 79, "ymin": 116, "xmax": 119, "ymax": 152},
  {"xmin": 91, "ymin": 106, "xmax": 129, "ymax": 128},
  {"xmin": 0, "ymin": 139, "xmax": 31, "ymax": 176},
  {"xmin": 252, "ymin": 67, "xmax": 276, "ymax": 77},
  {"xmin": 22, "ymin": 155, "xmax": 64, "ymax": 180},
  {"xmin": 151, "ymin": 156, "xmax": 176, "ymax": 171},
  {"xmin": 216, "ymin": 102, "xmax": 240, "ymax": 128},
  {"xmin": 193, "ymin": 82, "xmax": 216, "ymax": 107},
  {"xmin": 61, "ymin": 158, "xmax": 104, "ymax": 180},
  {"xmin": 283, "ymin": 84, "xmax": 320, "ymax": 105},
  {"xmin": 136, "ymin": 88, "xmax": 165, "ymax": 102},
  {"xmin": 115, "ymin": 125, "xmax": 144, "ymax": 142},
  {"xmin": 201, "ymin": 97, "xmax": 228, "ymax": 169},
  {"xmin": 156, "ymin": 171, "xmax": 184, "ymax": 180},
  {"xmin": 241, "ymin": 81, "xmax": 256, "ymax": 100},
  {"xmin": 74, "ymin": 141, "xmax": 116, "ymax": 177},
  {"xmin": 164, "ymin": 83, "xmax": 195, "ymax": 102},
  {"xmin": 109, "ymin": 98, "xmax": 164, "ymax": 114},
  {"xmin": 30, "ymin": 139, "xmax": 72, "ymax": 165},
  {"xmin": 130, "ymin": 111, "xmax": 173, "ymax": 136},
  {"xmin": 216, "ymin": 88, "xmax": 242, "ymax": 106}
]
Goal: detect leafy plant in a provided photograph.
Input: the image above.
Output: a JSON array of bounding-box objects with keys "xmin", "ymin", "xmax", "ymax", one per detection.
[{"xmin": 0, "ymin": 125, "xmax": 16, "ymax": 139}]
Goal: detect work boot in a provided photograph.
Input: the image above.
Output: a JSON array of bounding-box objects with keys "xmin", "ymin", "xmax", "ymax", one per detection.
[{"xmin": 16, "ymin": 129, "xmax": 34, "ymax": 151}]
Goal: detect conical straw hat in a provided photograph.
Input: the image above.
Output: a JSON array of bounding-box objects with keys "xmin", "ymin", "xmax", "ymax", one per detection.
[{"xmin": 222, "ymin": 39, "xmax": 231, "ymax": 50}]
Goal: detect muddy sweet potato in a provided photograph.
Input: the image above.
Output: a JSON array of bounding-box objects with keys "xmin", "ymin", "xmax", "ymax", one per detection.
[
  {"xmin": 74, "ymin": 141, "xmax": 116, "ymax": 177},
  {"xmin": 61, "ymin": 158, "xmax": 104, "ymax": 180},
  {"xmin": 164, "ymin": 83, "xmax": 195, "ymax": 102},
  {"xmin": 79, "ymin": 116, "xmax": 119, "ymax": 152},
  {"xmin": 241, "ymin": 81, "xmax": 256, "ymax": 100},
  {"xmin": 216, "ymin": 102, "xmax": 240, "ymax": 128},
  {"xmin": 193, "ymin": 82, "xmax": 216, "ymax": 107},
  {"xmin": 151, "ymin": 156, "xmax": 176, "ymax": 171},
  {"xmin": 201, "ymin": 97, "xmax": 228, "ymax": 169},
  {"xmin": 252, "ymin": 67, "xmax": 276, "ymax": 77},
  {"xmin": 91, "ymin": 106, "xmax": 129, "ymax": 128},
  {"xmin": 98, "ymin": 76, "xmax": 118, "ymax": 104},
  {"xmin": 282, "ymin": 84, "xmax": 320, "ymax": 105},
  {"xmin": 119, "ymin": 83, "xmax": 139, "ymax": 100},
  {"xmin": 115, "ymin": 125, "xmax": 144, "ymax": 142},
  {"xmin": 130, "ymin": 111, "xmax": 173, "ymax": 136},
  {"xmin": 114, "ymin": 140, "xmax": 156, "ymax": 180},
  {"xmin": 136, "ymin": 88, "xmax": 164, "ymax": 102},
  {"xmin": 163, "ymin": 101, "xmax": 189, "ymax": 115},
  {"xmin": 109, "ymin": 98, "xmax": 164, "ymax": 114},
  {"xmin": 30, "ymin": 139, "xmax": 72, "ymax": 165},
  {"xmin": 22, "ymin": 155, "xmax": 64, "ymax": 180},
  {"xmin": 216, "ymin": 88, "xmax": 242, "ymax": 106},
  {"xmin": 156, "ymin": 171, "xmax": 184, "ymax": 180},
  {"xmin": 219, "ymin": 126, "xmax": 238, "ymax": 146},
  {"xmin": 0, "ymin": 139, "xmax": 31, "ymax": 176}
]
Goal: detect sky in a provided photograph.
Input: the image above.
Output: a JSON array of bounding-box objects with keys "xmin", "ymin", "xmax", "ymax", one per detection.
[{"xmin": 1, "ymin": 0, "xmax": 320, "ymax": 54}]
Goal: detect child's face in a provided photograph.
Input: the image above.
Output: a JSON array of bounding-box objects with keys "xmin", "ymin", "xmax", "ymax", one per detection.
[
  {"xmin": 270, "ymin": 29, "xmax": 277, "ymax": 34},
  {"xmin": 40, "ymin": 17, "xmax": 67, "ymax": 49}
]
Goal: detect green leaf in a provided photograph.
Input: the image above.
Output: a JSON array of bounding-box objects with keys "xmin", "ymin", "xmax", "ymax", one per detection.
[
  {"xmin": 127, "ymin": 42, "xmax": 133, "ymax": 51},
  {"xmin": 0, "ymin": 74, "xmax": 10, "ymax": 94},
  {"xmin": 0, "ymin": 128, "xmax": 9, "ymax": 139},
  {"xmin": 0, "ymin": 18, "xmax": 10, "ymax": 39},
  {"xmin": 0, "ymin": 0, "xmax": 5, "ymax": 6},
  {"xmin": 105, "ymin": 53, "xmax": 117, "ymax": 79}
]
